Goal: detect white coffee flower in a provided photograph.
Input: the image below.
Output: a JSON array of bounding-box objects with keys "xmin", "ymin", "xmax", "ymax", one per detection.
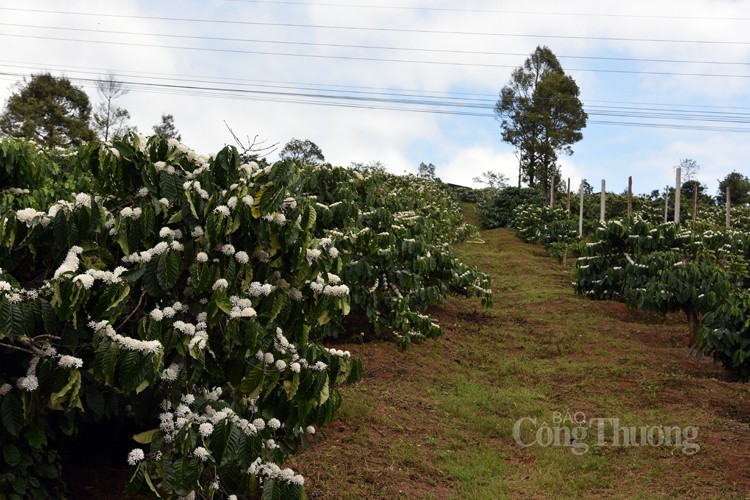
[
  {"xmin": 127, "ymin": 448, "xmax": 145, "ymax": 466},
  {"xmin": 198, "ymin": 422, "xmax": 214, "ymax": 438},
  {"xmin": 267, "ymin": 418, "xmax": 281, "ymax": 430},
  {"xmin": 193, "ymin": 446, "xmax": 210, "ymax": 462},
  {"xmin": 58, "ymin": 355, "xmax": 84, "ymax": 369},
  {"xmin": 235, "ymin": 251, "xmax": 249, "ymax": 264}
]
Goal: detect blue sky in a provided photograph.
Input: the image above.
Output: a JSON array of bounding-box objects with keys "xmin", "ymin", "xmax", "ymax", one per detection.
[{"xmin": 0, "ymin": 0, "xmax": 749, "ymax": 197}]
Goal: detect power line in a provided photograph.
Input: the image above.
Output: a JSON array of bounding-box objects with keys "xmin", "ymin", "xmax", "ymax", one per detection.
[
  {"xmin": 8, "ymin": 58, "xmax": 750, "ymax": 114},
  {"xmin": 3, "ymin": 32, "xmax": 750, "ymax": 79},
  {"xmin": 4, "ymin": 21, "xmax": 750, "ymax": 67},
  {"xmin": 3, "ymin": 68, "xmax": 750, "ymax": 133},
  {"xmin": 1, "ymin": 7, "xmax": 749, "ymax": 45},
  {"xmin": 221, "ymin": 0, "xmax": 750, "ymax": 21}
]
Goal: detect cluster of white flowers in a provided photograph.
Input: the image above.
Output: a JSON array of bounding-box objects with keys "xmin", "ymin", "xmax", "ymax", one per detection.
[
  {"xmin": 247, "ymin": 458, "xmax": 305, "ymax": 486},
  {"xmin": 58, "ymin": 355, "xmax": 84, "ymax": 369},
  {"xmin": 214, "ymin": 205, "xmax": 231, "ymax": 217},
  {"xmin": 74, "ymin": 192, "xmax": 92, "ymax": 208},
  {"xmin": 161, "ymin": 363, "xmax": 181, "ymax": 382},
  {"xmin": 154, "ymin": 161, "xmax": 178, "ymax": 175},
  {"xmin": 78, "ymin": 267, "xmax": 128, "ymax": 287},
  {"xmin": 159, "ymin": 227, "xmax": 183, "ymax": 240},
  {"xmin": 306, "ymin": 248, "xmax": 321, "ymax": 263},
  {"xmin": 16, "ymin": 207, "xmax": 46, "ymax": 226},
  {"xmin": 289, "ymin": 287, "xmax": 303, "ymax": 301},
  {"xmin": 324, "ymin": 347, "xmax": 351, "ymax": 358},
  {"xmin": 120, "ymin": 207, "xmax": 143, "ymax": 219},
  {"xmin": 242, "ymin": 195, "xmax": 254, "ymax": 206},
  {"xmin": 247, "ymin": 281, "xmax": 274, "ymax": 297},
  {"xmin": 72, "ymin": 274, "xmax": 95, "ymax": 290},
  {"xmin": 193, "ymin": 446, "xmax": 211, "ymax": 462},
  {"xmin": 212, "ymin": 279, "xmax": 229, "ymax": 291},
  {"xmin": 235, "ymin": 250, "xmax": 249, "ymax": 264},
  {"xmin": 17, "ymin": 375, "xmax": 39, "ymax": 392},
  {"xmin": 198, "ymin": 422, "xmax": 214, "ymax": 438},
  {"xmin": 0, "ymin": 383, "xmax": 12, "ymax": 397},
  {"xmin": 89, "ymin": 320, "xmax": 163, "ymax": 355},
  {"xmin": 3, "ymin": 187, "xmax": 31, "ymax": 195},
  {"xmin": 256, "ymin": 351, "xmax": 275, "ymax": 365},
  {"xmin": 121, "ymin": 240, "xmax": 178, "ymax": 264},
  {"xmin": 229, "ymin": 296, "xmax": 257, "ymax": 319},
  {"xmin": 239, "ymin": 161, "xmax": 259, "ymax": 177},
  {"xmin": 262, "ymin": 212, "xmax": 286, "ymax": 225},
  {"xmin": 53, "ymin": 246, "xmax": 83, "ymax": 278},
  {"xmin": 183, "ymin": 180, "xmax": 210, "ymax": 200},
  {"xmin": 323, "ymin": 283, "xmax": 349, "ymax": 297},
  {"xmin": 149, "ymin": 302, "xmax": 181, "ymax": 322},
  {"xmin": 127, "ymin": 448, "xmax": 145, "ymax": 466},
  {"xmin": 17, "ymin": 356, "xmax": 40, "ymax": 392},
  {"xmin": 221, "ymin": 243, "xmax": 235, "ymax": 255},
  {"xmin": 308, "ymin": 273, "xmax": 349, "ymax": 297}
]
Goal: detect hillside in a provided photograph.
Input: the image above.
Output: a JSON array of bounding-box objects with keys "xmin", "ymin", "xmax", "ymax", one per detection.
[{"xmin": 290, "ymin": 222, "xmax": 750, "ymax": 498}]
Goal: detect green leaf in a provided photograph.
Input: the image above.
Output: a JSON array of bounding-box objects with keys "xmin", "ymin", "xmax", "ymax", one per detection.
[
  {"xmin": 1, "ymin": 392, "xmax": 24, "ymax": 437},
  {"xmin": 144, "ymin": 471, "xmax": 161, "ymax": 498},
  {"xmin": 23, "ymin": 424, "xmax": 47, "ymax": 450},
  {"xmin": 160, "ymin": 172, "xmax": 179, "ymax": 201},
  {"xmin": 213, "ymin": 292, "xmax": 232, "ymax": 315},
  {"xmin": 252, "ymin": 187, "xmax": 266, "ymax": 219},
  {"xmin": 301, "ymin": 204, "xmax": 317, "ymax": 232},
  {"xmin": 284, "ymin": 372, "xmax": 300, "ymax": 400},
  {"xmin": 132, "ymin": 428, "xmax": 160, "ymax": 444},
  {"xmin": 239, "ymin": 365, "xmax": 265, "ymax": 399},
  {"xmin": 318, "ymin": 375, "xmax": 330, "ymax": 406},
  {"xmin": 2, "ymin": 443, "xmax": 20, "ymax": 467},
  {"xmin": 48, "ymin": 369, "xmax": 82, "ymax": 411},
  {"xmin": 102, "ymin": 341, "xmax": 119, "ymax": 385}
]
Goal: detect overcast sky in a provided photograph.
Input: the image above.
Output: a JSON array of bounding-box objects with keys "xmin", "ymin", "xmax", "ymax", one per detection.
[{"xmin": 1, "ymin": 0, "xmax": 749, "ymax": 196}]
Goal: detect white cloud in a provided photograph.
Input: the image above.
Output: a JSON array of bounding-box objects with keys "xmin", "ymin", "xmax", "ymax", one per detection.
[{"xmin": 0, "ymin": 0, "xmax": 748, "ymax": 200}]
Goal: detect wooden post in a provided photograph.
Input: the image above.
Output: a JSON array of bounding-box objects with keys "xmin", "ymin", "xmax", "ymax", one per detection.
[
  {"xmin": 664, "ymin": 186, "xmax": 669, "ymax": 223},
  {"xmin": 674, "ymin": 167, "xmax": 681, "ymax": 224},
  {"xmin": 692, "ymin": 185, "xmax": 697, "ymax": 223},
  {"xmin": 566, "ymin": 177, "xmax": 571, "ymax": 213},
  {"xmin": 550, "ymin": 177, "xmax": 555, "ymax": 208},
  {"xmin": 627, "ymin": 176, "xmax": 633, "ymax": 218},
  {"xmin": 600, "ymin": 179, "xmax": 606, "ymax": 223},
  {"xmin": 727, "ymin": 186, "xmax": 731, "ymax": 228},
  {"xmin": 579, "ymin": 180, "xmax": 584, "ymax": 237}
]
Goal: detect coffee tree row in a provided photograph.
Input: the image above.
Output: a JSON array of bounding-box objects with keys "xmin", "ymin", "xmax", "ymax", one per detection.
[
  {"xmin": 0, "ymin": 134, "xmax": 491, "ymax": 498},
  {"xmin": 575, "ymin": 218, "xmax": 750, "ymax": 378}
]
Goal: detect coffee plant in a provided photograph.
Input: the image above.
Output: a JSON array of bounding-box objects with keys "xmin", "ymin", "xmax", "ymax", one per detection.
[
  {"xmin": 574, "ymin": 217, "xmax": 750, "ymax": 377},
  {"xmin": 0, "ymin": 133, "xmax": 491, "ymax": 498}
]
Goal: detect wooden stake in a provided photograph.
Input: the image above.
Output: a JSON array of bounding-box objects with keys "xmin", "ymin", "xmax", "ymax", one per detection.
[
  {"xmin": 674, "ymin": 167, "xmax": 681, "ymax": 224},
  {"xmin": 579, "ymin": 180, "xmax": 584, "ymax": 237},
  {"xmin": 566, "ymin": 178, "xmax": 571, "ymax": 213},
  {"xmin": 664, "ymin": 186, "xmax": 669, "ymax": 223},
  {"xmin": 600, "ymin": 179, "xmax": 606, "ymax": 223},
  {"xmin": 550, "ymin": 177, "xmax": 555, "ymax": 208},
  {"xmin": 627, "ymin": 176, "xmax": 633, "ymax": 218}
]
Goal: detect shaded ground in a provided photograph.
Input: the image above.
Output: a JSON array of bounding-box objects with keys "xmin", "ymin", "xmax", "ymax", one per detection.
[{"xmin": 289, "ymin": 226, "xmax": 750, "ymax": 499}]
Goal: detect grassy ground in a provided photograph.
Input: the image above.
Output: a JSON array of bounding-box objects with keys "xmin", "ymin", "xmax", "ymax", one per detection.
[{"xmin": 289, "ymin": 207, "xmax": 750, "ymax": 499}]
